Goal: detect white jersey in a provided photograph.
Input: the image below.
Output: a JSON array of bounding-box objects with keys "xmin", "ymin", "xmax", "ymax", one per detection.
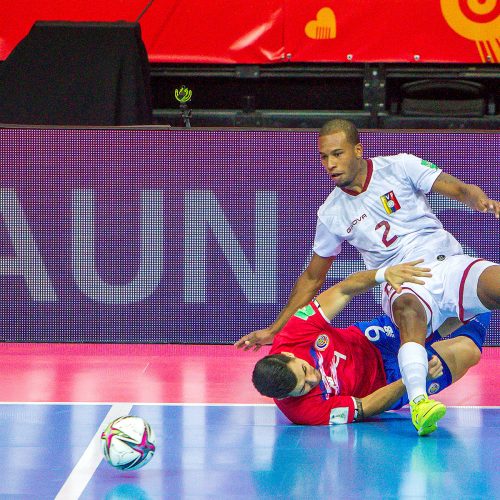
[{"xmin": 313, "ymin": 154, "xmax": 464, "ymax": 269}]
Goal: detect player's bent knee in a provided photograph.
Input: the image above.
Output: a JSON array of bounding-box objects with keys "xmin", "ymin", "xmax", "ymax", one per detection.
[
  {"xmin": 456, "ymin": 339, "xmax": 482, "ymax": 380},
  {"xmin": 393, "ymin": 294, "xmax": 427, "ymax": 318},
  {"xmin": 477, "ymin": 265, "xmax": 500, "ymax": 310},
  {"xmin": 463, "ymin": 338, "xmax": 482, "ymax": 367},
  {"xmin": 393, "ymin": 295, "xmax": 427, "ymax": 340},
  {"xmin": 430, "ymin": 335, "xmax": 482, "ymax": 384}
]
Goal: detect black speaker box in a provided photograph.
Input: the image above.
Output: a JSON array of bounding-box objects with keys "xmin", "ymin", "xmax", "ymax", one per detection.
[{"xmin": 0, "ymin": 21, "xmax": 152, "ymax": 125}]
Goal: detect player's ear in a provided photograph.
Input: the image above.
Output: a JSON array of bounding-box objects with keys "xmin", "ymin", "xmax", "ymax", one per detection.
[{"xmin": 355, "ymin": 142, "xmax": 363, "ymax": 158}]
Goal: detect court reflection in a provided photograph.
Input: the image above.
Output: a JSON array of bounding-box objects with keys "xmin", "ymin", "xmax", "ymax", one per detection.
[
  {"xmin": 104, "ymin": 483, "xmax": 151, "ymax": 500},
  {"xmin": 250, "ymin": 409, "xmax": 494, "ymax": 499}
]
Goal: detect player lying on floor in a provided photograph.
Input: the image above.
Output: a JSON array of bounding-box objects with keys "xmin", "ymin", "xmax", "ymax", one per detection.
[{"xmin": 236, "ymin": 260, "xmax": 489, "ymax": 434}]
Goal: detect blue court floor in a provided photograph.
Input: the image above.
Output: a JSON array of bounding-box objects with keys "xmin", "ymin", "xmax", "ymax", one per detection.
[{"xmin": 0, "ymin": 403, "xmax": 497, "ymax": 499}]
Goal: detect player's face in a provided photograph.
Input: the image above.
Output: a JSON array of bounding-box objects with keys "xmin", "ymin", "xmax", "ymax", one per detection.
[
  {"xmin": 285, "ymin": 356, "xmax": 322, "ymax": 397},
  {"xmin": 318, "ymin": 131, "xmax": 364, "ymax": 190}
]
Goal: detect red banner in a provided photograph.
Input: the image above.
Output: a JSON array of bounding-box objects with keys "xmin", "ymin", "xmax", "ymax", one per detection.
[{"xmin": 1, "ymin": 0, "xmax": 499, "ymax": 63}]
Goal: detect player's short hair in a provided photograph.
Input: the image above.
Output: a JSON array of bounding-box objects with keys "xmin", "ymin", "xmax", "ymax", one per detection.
[
  {"xmin": 252, "ymin": 354, "xmax": 297, "ymax": 399},
  {"xmin": 319, "ymin": 119, "xmax": 360, "ymax": 145}
]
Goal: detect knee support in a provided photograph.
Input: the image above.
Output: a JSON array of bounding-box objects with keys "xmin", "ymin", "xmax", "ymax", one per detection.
[{"xmin": 425, "ymin": 344, "xmax": 452, "ymax": 396}]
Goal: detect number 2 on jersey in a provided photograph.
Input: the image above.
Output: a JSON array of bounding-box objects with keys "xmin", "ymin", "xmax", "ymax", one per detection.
[{"xmin": 375, "ymin": 220, "xmax": 398, "ymax": 247}]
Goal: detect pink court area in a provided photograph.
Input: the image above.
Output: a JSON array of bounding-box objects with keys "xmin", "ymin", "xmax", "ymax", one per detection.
[{"xmin": 0, "ymin": 344, "xmax": 498, "ymax": 406}]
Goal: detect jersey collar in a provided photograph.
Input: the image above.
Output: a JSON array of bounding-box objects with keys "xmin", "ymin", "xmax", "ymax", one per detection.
[{"xmin": 339, "ymin": 159, "xmax": 373, "ymax": 196}]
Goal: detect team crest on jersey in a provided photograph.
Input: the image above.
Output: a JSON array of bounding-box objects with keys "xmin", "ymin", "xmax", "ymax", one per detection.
[
  {"xmin": 380, "ymin": 191, "xmax": 401, "ymax": 215},
  {"xmin": 315, "ymin": 334, "xmax": 329, "ymax": 351}
]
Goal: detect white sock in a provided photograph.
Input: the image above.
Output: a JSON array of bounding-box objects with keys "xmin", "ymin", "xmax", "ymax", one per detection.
[{"xmin": 398, "ymin": 342, "xmax": 428, "ymax": 403}]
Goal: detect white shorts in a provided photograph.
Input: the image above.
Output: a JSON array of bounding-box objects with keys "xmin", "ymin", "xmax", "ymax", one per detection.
[{"xmin": 381, "ymin": 255, "xmax": 497, "ymax": 335}]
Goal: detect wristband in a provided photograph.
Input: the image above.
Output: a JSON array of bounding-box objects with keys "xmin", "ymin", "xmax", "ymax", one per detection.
[
  {"xmin": 353, "ymin": 398, "xmax": 364, "ymax": 422},
  {"xmin": 375, "ymin": 266, "xmax": 387, "ymax": 284}
]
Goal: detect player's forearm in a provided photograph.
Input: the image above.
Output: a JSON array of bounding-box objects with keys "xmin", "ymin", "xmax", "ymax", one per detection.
[
  {"xmin": 335, "ymin": 269, "xmax": 380, "ymax": 298},
  {"xmin": 269, "ymin": 273, "xmax": 325, "ymax": 333},
  {"xmin": 359, "ymin": 380, "xmax": 406, "ymax": 419},
  {"xmin": 319, "ymin": 261, "xmax": 430, "ymax": 320},
  {"xmin": 432, "ymin": 173, "xmax": 487, "ymax": 210},
  {"xmin": 461, "ymin": 184, "xmax": 492, "ymax": 210},
  {"xmin": 445, "ymin": 183, "xmax": 487, "ymax": 210}
]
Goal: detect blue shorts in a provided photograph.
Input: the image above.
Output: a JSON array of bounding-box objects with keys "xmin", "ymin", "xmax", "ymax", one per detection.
[
  {"xmin": 354, "ymin": 315, "xmax": 446, "ymax": 409},
  {"xmin": 354, "ymin": 312, "xmax": 490, "ymax": 409}
]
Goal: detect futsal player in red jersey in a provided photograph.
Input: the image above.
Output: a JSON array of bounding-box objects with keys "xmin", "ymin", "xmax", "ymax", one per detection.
[{"xmin": 239, "ymin": 261, "xmax": 489, "ymax": 430}]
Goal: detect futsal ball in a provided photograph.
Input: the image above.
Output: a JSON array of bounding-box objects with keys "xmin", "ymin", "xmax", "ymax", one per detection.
[{"xmin": 101, "ymin": 416, "xmax": 156, "ymax": 470}]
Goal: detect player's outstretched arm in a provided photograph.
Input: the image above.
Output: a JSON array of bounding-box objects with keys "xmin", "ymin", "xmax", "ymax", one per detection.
[
  {"xmin": 234, "ymin": 253, "xmax": 335, "ymax": 351},
  {"xmin": 355, "ymin": 380, "xmax": 406, "ymax": 420},
  {"xmin": 317, "ymin": 260, "xmax": 432, "ymax": 321},
  {"xmin": 432, "ymin": 172, "xmax": 500, "ymax": 218},
  {"xmin": 355, "ymin": 355, "xmax": 443, "ymax": 419}
]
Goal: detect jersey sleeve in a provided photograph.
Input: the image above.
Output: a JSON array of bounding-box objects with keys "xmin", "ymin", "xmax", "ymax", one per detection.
[
  {"xmin": 400, "ymin": 154, "xmax": 442, "ymax": 194},
  {"xmin": 278, "ymin": 300, "xmax": 331, "ymax": 341},
  {"xmin": 312, "ymin": 217, "xmax": 343, "ymax": 258},
  {"xmin": 276, "ymin": 393, "xmax": 358, "ymax": 425}
]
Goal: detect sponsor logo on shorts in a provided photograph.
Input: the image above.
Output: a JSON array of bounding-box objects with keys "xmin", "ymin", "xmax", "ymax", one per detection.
[
  {"xmin": 380, "ymin": 191, "xmax": 401, "ymax": 214},
  {"xmin": 315, "ymin": 334, "xmax": 329, "ymax": 351},
  {"xmin": 329, "ymin": 407, "xmax": 349, "ymax": 424},
  {"xmin": 384, "ymin": 325, "xmax": 395, "ymax": 337},
  {"xmin": 428, "ymin": 382, "xmax": 440, "ymax": 394}
]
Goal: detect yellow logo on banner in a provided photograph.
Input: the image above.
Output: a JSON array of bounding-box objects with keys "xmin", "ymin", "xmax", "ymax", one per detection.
[
  {"xmin": 440, "ymin": 0, "xmax": 500, "ymax": 62},
  {"xmin": 305, "ymin": 7, "xmax": 336, "ymax": 39}
]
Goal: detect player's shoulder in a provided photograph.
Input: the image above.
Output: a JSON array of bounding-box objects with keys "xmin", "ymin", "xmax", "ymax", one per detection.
[
  {"xmin": 273, "ymin": 301, "xmax": 331, "ymax": 349},
  {"xmin": 372, "ymin": 153, "xmax": 420, "ymax": 170},
  {"xmin": 318, "ymin": 187, "xmax": 341, "ymax": 214},
  {"xmin": 290, "ymin": 301, "xmax": 331, "ymax": 332}
]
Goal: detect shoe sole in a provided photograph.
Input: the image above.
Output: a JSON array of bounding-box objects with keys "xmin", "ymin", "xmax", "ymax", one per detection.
[{"xmin": 416, "ymin": 404, "xmax": 447, "ymax": 436}]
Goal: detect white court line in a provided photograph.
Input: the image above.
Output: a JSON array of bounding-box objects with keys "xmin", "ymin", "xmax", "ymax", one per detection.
[
  {"xmin": 54, "ymin": 402, "xmax": 133, "ymax": 500},
  {"xmin": 0, "ymin": 401, "xmax": 497, "ymax": 408},
  {"xmin": 0, "ymin": 401, "xmax": 277, "ymax": 407}
]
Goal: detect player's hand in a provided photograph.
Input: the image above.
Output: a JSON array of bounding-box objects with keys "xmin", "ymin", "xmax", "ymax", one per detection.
[
  {"xmin": 464, "ymin": 185, "xmax": 500, "ymax": 218},
  {"xmin": 234, "ymin": 328, "xmax": 275, "ymax": 352},
  {"xmin": 477, "ymin": 196, "xmax": 500, "ymax": 219},
  {"xmin": 384, "ymin": 259, "xmax": 432, "ymax": 293},
  {"xmin": 427, "ymin": 355, "xmax": 443, "ymax": 379}
]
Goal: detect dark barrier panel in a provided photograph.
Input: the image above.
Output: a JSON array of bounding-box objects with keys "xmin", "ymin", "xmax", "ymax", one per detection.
[
  {"xmin": 0, "ymin": 22, "xmax": 152, "ymax": 125},
  {"xmin": 0, "ymin": 128, "xmax": 498, "ymax": 343}
]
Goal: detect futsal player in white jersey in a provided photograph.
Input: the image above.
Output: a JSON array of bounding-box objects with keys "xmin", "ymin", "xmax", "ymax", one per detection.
[{"xmin": 238, "ymin": 119, "xmax": 500, "ymax": 436}]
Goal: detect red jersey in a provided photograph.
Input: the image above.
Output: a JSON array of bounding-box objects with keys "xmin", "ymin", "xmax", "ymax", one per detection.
[{"xmin": 270, "ymin": 300, "xmax": 387, "ymax": 425}]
